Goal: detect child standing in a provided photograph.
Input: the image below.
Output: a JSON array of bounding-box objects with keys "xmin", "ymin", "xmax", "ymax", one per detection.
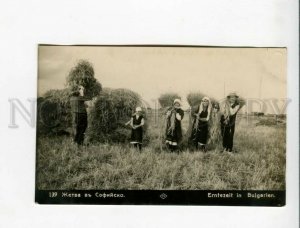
[{"xmin": 127, "ymin": 107, "xmax": 145, "ymax": 151}]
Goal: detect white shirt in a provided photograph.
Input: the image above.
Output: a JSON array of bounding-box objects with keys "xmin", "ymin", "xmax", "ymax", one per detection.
[
  {"xmin": 229, "ymin": 103, "xmax": 240, "ymax": 116},
  {"xmin": 176, "ymin": 113, "xmax": 182, "ymax": 120}
]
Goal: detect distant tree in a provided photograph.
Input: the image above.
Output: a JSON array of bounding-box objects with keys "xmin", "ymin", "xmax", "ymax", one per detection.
[
  {"xmin": 187, "ymin": 92, "xmax": 218, "ymax": 107},
  {"xmin": 186, "ymin": 92, "xmax": 206, "ymax": 107},
  {"xmin": 158, "ymin": 93, "xmax": 181, "ymax": 108}
]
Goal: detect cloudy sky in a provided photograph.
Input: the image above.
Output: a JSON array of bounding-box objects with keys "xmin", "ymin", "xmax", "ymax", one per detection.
[{"xmin": 38, "ymin": 46, "xmax": 286, "ymax": 112}]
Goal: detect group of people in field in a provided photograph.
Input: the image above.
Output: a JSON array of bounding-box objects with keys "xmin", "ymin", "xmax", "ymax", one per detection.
[
  {"xmin": 128, "ymin": 92, "xmax": 242, "ymax": 153},
  {"xmin": 70, "ymin": 85, "xmax": 242, "ymax": 153}
]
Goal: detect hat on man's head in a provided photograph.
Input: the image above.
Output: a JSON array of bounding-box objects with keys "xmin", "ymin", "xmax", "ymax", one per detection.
[
  {"xmin": 227, "ymin": 92, "xmax": 239, "ymax": 98},
  {"xmin": 173, "ymin": 98, "xmax": 182, "ymax": 106}
]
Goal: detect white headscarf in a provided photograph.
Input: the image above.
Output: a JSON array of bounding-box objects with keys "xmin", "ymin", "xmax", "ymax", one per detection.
[{"xmin": 173, "ymin": 98, "xmax": 182, "ymax": 106}]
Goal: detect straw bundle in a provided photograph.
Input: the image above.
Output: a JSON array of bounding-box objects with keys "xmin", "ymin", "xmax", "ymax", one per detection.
[
  {"xmin": 66, "ymin": 59, "xmax": 102, "ymax": 98},
  {"xmin": 237, "ymin": 97, "xmax": 246, "ymax": 109}
]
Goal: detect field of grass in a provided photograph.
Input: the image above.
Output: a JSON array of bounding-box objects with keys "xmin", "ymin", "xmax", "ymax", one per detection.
[{"xmin": 36, "ymin": 113, "xmax": 285, "ymax": 190}]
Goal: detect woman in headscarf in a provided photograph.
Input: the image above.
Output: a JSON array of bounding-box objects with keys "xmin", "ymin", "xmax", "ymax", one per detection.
[
  {"xmin": 165, "ymin": 99, "xmax": 184, "ymax": 152},
  {"xmin": 207, "ymin": 102, "xmax": 222, "ymax": 149},
  {"xmin": 190, "ymin": 97, "xmax": 212, "ymax": 152},
  {"xmin": 125, "ymin": 107, "xmax": 145, "ymax": 151},
  {"xmin": 220, "ymin": 92, "xmax": 242, "ymax": 153}
]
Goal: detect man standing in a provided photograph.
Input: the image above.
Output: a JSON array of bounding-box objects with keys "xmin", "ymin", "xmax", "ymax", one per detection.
[
  {"xmin": 70, "ymin": 86, "xmax": 88, "ymax": 146},
  {"xmin": 221, "ymin": 92, "xmax": 241, "ymax": 153}
]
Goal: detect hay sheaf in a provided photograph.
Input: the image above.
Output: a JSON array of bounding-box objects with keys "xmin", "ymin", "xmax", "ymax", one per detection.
[
  {"xmin": 86, "ymin": 88, "xmax": 147, "ymax": 143},
  {"xmin": 66, "ymin": 59, "xmax": 102, "ymax": 98},
  {"xmin": 237, "ymin": 97, "xmax": 246, "ymax": 109}
]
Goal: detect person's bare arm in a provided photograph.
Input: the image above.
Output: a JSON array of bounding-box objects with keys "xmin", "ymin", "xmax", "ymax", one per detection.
[{"xmin": 125, "ymin": 117, "xmax": 134, "ymax": 128}]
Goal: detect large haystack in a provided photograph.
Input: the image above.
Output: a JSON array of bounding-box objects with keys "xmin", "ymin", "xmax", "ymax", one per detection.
[
  {"xmin": 86, "ymin": 88, "xmax": 146, "ymax": 143},
  {"xmin": 37, "ymin": 89, "xmax": 72, "ymax": 135}
]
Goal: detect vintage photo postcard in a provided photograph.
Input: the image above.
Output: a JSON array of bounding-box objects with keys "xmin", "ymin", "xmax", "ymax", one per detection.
[{"xmin": 35, "ymin": 45, "xmax": 286, "ymax": 206}]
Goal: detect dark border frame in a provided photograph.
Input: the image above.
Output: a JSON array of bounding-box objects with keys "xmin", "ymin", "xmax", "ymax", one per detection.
[{"xmin": 35, "ymin": 45, "xmax": 286, "ymax": 206}]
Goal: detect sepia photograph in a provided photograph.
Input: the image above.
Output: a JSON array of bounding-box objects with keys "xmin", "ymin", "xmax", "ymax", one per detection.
[
  {"xmin": 36, "ymin": 45, "xmax": 287, "ymax": 205},
  {"xmin": 1, "ymin": 0, "xmax": 298, "ymax": 226}
]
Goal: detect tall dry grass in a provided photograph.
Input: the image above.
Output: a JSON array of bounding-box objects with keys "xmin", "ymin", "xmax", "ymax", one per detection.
[{"xmin": 36, "ymin": 114, "xmax": 285, "ymax": 190}]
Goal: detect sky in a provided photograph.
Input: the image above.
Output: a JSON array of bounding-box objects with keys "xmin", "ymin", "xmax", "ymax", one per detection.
[{"xmin": 38, "ymin": 46, "xmax": 287, "ymax": 113}]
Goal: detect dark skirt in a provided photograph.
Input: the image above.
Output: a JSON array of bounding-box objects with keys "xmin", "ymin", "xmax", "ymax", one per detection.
[
  {"xmin": 192, "ymin": 121, "xmax": 208, "ymax": 145},
  {"xmin": 221, "ymin": 114, "xmax": 236, "ymax": 150},
  {"xmin": 131, "ymin": 127, "xmax": 143, "ymax": 144},
  {"xmin": 165, "ymin": 119, "xmax": 183, "ymax": 145},
  {"xmin": 165, "ymin": 109, "xmax": 184, "ymax": 145},
  {"xmin": 166, "ymin": 128, "xmax": 182, "ymax": 145}
]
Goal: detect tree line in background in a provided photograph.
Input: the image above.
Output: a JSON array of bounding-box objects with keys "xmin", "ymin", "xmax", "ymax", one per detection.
[{"xmin": 37, "ymin": 59, "xmax": 245, "ymax": 144}]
